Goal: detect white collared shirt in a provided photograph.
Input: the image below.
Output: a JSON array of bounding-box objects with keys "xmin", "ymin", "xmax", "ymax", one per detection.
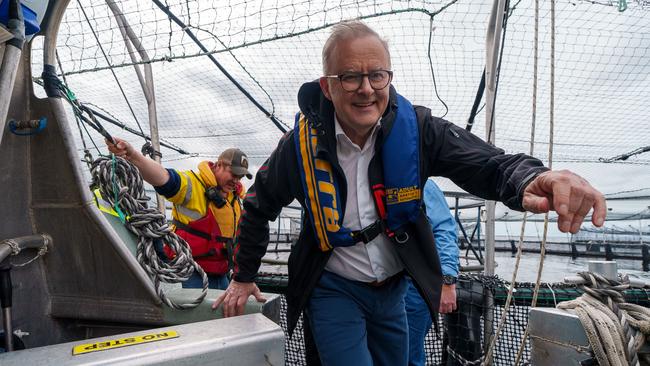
[{"xmin": 323, "ymin": 116, "xmax": 404, "ymax": 282}]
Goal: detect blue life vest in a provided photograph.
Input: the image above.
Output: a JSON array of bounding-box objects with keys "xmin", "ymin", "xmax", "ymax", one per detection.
[{"xmin": 294, "ymin": 94, "xmax": 421, "ymax": 251}]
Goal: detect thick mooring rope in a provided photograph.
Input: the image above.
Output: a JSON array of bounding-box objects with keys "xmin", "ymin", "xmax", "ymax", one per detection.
[
  {"xmin": 557, "ymin": 272, "xmax": 650, "ymax": 366},
  {"xmin": 91, "ymin": 155, "xmax": 208, "ymax": 310}
]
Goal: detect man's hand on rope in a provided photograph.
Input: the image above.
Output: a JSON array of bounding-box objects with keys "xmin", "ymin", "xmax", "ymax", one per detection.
[
  {"xmin": 106, "ymin": 137, "xmax": 139, "ymax": 161},
  {"xmin": 522, "ymin": 170, "xmax": 607, "ymax": 234},
  {"xmin": 212, "ymin": 280, "xmax": 267, "ymax": 317},
  {"xmin": 105, "ymin": 137, "xmax": 170, "ymax": 186}
]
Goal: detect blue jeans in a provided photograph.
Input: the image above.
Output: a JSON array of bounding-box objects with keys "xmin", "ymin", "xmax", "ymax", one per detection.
[
  {"xmin": 405, "ymin": 277, "xmax": 433, "ymax": 366},
  {"xmin": 306, "ymin": 270, "xmax": 409, "ymax": 366},
  {"xmin": 182, "ymin": 271, "xmax": 229, "ymax": 290}
]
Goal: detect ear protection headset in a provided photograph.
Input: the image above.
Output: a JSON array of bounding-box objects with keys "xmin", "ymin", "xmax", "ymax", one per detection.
[
  {"xmin": 205, "ymin": 185, "xmax": 227, "ymax": 208},
  {"xmin": 190, "ymin": 171, "xmax": 226, "ymax": 208}
]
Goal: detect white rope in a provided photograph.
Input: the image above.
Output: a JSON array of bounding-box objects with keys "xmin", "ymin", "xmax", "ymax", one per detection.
[
  {"xmin": 483, "ymin": 0, "xmax": 547, "ymax": 363},
  {"xmin": 3, "ymin": 239, "xmax": 21, "ymax": 255},
  {"xmin": 11, "ymin": 245, "xmax": 48, "ymax": 267},
  {"xmin": 483, "ymin": 213, "xmax": 528, "ymax": 365},
  {"xmin": 528, "ymin": 334, "xmax": 592, "ymax": 355},
  {"xmin": 514, "ymin": 0, "xmax": 556, "ymax": 363},
  {"xmin": 545, "ymin": 282, "xmax": 558, "ymax": 307},
  {"xmin": 91, "ymin": 155, "xmax": 208, "ymax": 310},
  {"xmin": 557, "ymin": 272, "xmax": 650, "ymax": 366}
]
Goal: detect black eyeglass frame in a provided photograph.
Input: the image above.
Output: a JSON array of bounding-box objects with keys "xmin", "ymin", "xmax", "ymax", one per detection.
[{"xmin": 324, "ymin": 69, "xmax": 393, "ymax": 92}]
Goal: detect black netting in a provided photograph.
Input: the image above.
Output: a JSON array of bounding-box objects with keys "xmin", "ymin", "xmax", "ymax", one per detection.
[
  {"xmin": 29, "ymin": 0, "xmax": 650, "ymax": 169},
  {"xmin": 259, "ymin": 273, "xmax": 650, "ymax": 365}
]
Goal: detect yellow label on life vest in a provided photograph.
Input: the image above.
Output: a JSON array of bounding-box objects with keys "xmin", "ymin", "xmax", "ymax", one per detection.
[
  {"xmin": 72, "ymin": 330, "xmax": 179, "ymax": 355},
  {"xmin": 386, "ymin": 186, "xmax": 421, "ymax": 205}
]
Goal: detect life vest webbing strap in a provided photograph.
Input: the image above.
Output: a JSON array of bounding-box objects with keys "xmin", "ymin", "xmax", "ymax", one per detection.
[
  {"xmin": 371, "ymin": 184, "xmax": 387, "ymax": 220},
  {"xmin": 350, "ymin": 219, "xmax": 384, "ymax": 244},
  {"xmin": 370, "ymin": 183, "xmax": 397, "ymax": 240},
  {"xmin": 172, "ymin": 219, "xmax": 233, "ymax": 243}
]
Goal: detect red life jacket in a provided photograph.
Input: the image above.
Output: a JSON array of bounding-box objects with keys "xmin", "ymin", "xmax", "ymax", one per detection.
[{"xmin": 165, "ymin": 183, "xmax": 243, "ymax": 275}]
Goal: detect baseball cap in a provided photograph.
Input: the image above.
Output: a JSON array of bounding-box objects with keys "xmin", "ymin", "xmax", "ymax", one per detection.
[{"xmin": 219, "ymin": 148, "xmax": 253, "ymax": 179}]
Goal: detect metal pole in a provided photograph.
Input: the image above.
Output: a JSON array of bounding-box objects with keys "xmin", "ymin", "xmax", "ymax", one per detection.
[
  {"xmin": 42, "ymin": 0, "xmax": 161, "ymax": 304},
  {"xmin": 483, "ymin": 0, "xmax": 508, "ymax": 362},
  {"xmin": 640, "ymin": 219, "xmax": 644, "ymax": 245},
  {"xmin": 0, "ymin": 235, "xmax": 50, "ymax": 352},
  {"xmin": 0, "ymin": 266, "xmax": 14, "ymax": 352},
  {"xmin": 105, "ymin": 0, "xmax": 165, "ymax": 214},
  {"xmin": 0, "ymin": 0, "xmax": 25, "ymax": 145},
  {"xmin": 484, "ymin": 0, "xmax": 507, "ymax": 276}
]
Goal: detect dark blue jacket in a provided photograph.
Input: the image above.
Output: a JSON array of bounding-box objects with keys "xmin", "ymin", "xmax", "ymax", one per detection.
[{"xmin": 234, "ymin": 81, "xmax": 548, "ymax": 335}]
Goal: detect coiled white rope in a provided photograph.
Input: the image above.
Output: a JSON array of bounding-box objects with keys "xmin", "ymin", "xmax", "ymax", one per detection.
[
  {"xmin": 557, "ymin": 272, "xmax": 650, "ymax": 366},
  {"xmin": 91, "ymin": 155, "xmax": 208, "ymax": 310}
]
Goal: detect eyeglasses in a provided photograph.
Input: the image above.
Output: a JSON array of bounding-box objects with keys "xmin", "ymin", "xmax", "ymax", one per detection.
[{"xmin": 324, "ymin": 69, "xmax": 393, "ymax": 92}]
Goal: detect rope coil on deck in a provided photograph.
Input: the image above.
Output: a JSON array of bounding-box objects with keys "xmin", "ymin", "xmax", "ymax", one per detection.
[
  {"xmin": 557, "ymin": 272, "xmax": 650, "ymax": 366},
  {"xmin": 92, "ymin": 155, "xmax": 208, "ymax": 310}
]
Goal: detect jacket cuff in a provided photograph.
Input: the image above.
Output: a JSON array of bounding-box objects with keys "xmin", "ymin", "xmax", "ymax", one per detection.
[
  {"xmin": 154, "ymin": 168, "xmax": 180, "ymax": 198},
  {"xmin": 233, "ymin": 273, "xmax": 256, "ymax": 283},
  {"xmin": 441, "ymin": 265, "xmax": 459, "ymax": 278},
  {"xmin": 515, "ymin": 168, "xmax": 549, "ymax": 210}
]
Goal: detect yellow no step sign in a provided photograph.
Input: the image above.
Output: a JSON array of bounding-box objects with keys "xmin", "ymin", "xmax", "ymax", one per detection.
[{"xmin": 72, "ymin": 330, "xmax": 179, "ymax": 355}]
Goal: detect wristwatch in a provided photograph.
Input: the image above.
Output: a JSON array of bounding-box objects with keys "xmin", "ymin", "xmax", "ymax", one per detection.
[{"xmin": 442, "ymin": 275, "xmax": 457, "ymax": 285}]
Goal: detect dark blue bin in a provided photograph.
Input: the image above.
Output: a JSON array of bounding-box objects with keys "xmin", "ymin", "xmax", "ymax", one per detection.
[{"xmin": 0, "ymin": 0, "xmax": 41, "ymax": 36}]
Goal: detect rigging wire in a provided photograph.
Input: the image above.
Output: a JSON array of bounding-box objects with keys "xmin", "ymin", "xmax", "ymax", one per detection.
[
  {"xmin": 56, "ymin": 50, "xmax": 101, "ymax": 166},
  {"xmin": 188, "ymin": 25, "xmax": 279, "ymax": 123},
  {"xmin": 151, "ymin": 0, "xmax": 289, "ymax": 133},
  {"xmin": 82, "ymin": 103, "xmax": 190, "ymax": 155},
  {"xmin": 466, "ymin": 70, "xmax": 485, "ymax": 131},
  {"xmin": 484, "ymin": 0, "xmax": 545, "ymax": 362},
  {"xmin": 40, "ymin": 70, "xmax": 191, "ymax": 156},
  {"xmin": 515, "ymin": 0, "xmax": 555, "ymax": 363},
  {"xmin": 76, "ymin": 0, "xmax": 148, "ymax": 141},
  {"xmin": 427, "ymin": 17, "xmax": 449, "ymax": 119},
  {"xmin": 599, "ymin": 145, "xmax": 650, "ymax": 163}
]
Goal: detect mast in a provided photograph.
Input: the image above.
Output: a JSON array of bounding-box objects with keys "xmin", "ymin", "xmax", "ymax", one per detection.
[
  {"xmin": 483, "ymin": 0, "xmax": 508, "ymax": 362},
  {"xmin": 105, "ymin": 0, "xmax": 165, "ymax": 213}
]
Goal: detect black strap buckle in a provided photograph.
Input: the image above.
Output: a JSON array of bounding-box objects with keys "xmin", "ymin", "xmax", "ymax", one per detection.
[{"xmin": 351, "ymin": 219, "xmax": 384, "ymax": 244}]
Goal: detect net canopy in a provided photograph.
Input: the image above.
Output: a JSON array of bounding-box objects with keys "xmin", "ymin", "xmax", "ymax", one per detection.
[{"xmin": 31, "ymin": 0, "xmax": 650, "ymax": 187}]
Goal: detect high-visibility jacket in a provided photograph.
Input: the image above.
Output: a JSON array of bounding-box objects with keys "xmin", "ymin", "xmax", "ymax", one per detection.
[{"xmin": 162, "ymin": 161, "xmax": 244, "ymax": 275}]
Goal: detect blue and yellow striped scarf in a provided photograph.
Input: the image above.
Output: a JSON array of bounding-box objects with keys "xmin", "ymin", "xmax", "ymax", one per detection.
[{"xmin": 294, "ymin": 94, "xmax": 422, "ymax": 252}]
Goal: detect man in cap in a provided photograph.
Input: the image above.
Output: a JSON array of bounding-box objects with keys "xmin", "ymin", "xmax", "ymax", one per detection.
[{"xmin": 107, "ymin": 138, "xmax": 252, "ymax": 289}]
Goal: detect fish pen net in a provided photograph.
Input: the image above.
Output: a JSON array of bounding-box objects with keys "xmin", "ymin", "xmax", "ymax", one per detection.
[
  {"xmin": 257, "ymin": 272, "xmax": 650, "ymax": 365},
  {"xmin": 30, "ymin": 0, "xmax": 650, "ymax": 170}
]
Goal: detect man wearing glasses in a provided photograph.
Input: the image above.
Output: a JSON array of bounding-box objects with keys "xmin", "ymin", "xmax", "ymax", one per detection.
[
  {"xmin": 215, "ymin": 20, "xmax": 606, "ymax": 365},
  {"xmin": 107, "ymin": 138, "xmax": 251, "ymax": 290}
]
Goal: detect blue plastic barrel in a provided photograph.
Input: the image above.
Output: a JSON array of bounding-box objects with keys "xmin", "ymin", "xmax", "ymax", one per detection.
[{"xmin": 0, "ymin": 0, "xmax": 40, "ymax": 36}]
